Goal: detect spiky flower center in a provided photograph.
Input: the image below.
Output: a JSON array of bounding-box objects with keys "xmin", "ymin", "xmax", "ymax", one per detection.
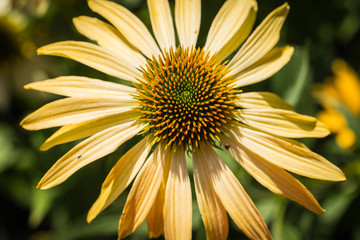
[{"xmin": 135, "ymin": 47, "xmax": 239, "ymax": 150}]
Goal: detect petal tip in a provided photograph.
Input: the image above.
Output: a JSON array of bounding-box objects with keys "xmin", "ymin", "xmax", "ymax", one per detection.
[
  {"xmin": 36, "ymin": 181, "xmax": 48, "ymax": 189},
  {"xmin": 86, "ymin": 212, "xmax": 95, "ymax": 223},
  {"xmin": 24, "ymin": 83, "xmax": 32, "ymax": 89},
  {"xmin": 39, "ymin": 144, "xmax": 49, "ymax": 151},
  {"xmin": 36, "ymin": 47, "xmax": 44, "ymax": 55},
  {"xmin": 282, "ymin": 2, "xmax": 290, "ymax": 11}
]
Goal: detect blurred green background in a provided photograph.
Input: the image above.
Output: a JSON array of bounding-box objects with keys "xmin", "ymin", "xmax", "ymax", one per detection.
[{"xmin": 1, "ymin": 0, "xmax": 360, "ymax": 239}]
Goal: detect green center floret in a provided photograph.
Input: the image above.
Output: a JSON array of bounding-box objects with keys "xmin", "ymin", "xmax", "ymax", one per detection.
[{"xmin": 134, "ymin": 46, "xmax": 240, "ymax": 151}]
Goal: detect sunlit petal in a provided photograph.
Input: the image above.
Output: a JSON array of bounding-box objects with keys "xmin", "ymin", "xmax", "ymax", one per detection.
[
  {"xmin": 118, "ymin": 144, "xmax": 166, "ymax": 239},
  {"xmin": 73, "ymin": 16, "xmax": 146, "ymax": 68},
  {"xmin": 236, "ymin": 108, "xmax": 330, "ymax": 138},
  {"xmin": 147, "ymin": 148, "xmax": 172, "ymax": 238},
  {"xmin": 21, "ymin": 97, "xmax": 137, "ymax": 130},
  {"xmin": 175, "ymin": 0, "xmax": 201, "ymax": 48},
  {"xmin": 37, "ymin": 121, "xmax": 143, "ymax": 189},
  {"xmin": 238, "ymin": 91, "xmax": 294, "ymax": 110},
  {"xmin": 205, "ymin": 0, "xmax": 256, "ymax": 57},
  {"xmin": 87, "ymin": 137, "xmax": 152, "ymax": 223},
  {"xmin": 193, "ymin": 149, "xmax": 228, "ymax": 240},
  {"xmin": 228, "ymin": 3, "xmax": 290, "ymax": 74},
  {"xmin": 88, "ymin": 0, "xmax": 160, "ymax": 58},
  {"xmin": 200, "ymin": 146, "xmax": 272, "ymax": 240},
  {"xmin": 222, "ymin": 135, "xmax": 324, "ymax": 215},
  {"xmin": 147, "ymin": 0, "xmax": 175, "ymax": 50},
  {"xmin": 25, "ymin": 76, "xmax": 136, "ymax": 98},
  {"xmin": 231, "ymin": 46, "xmax": 294, "ymax": 88},
  {"xmin": 37, "ymin": 41, "xmax": 142, "ymax": 82},
  {"xmin": 164, "ymin": 150, "xmax": 192, "ymax": 240},
  {"xmin": 40, "ymin": 110, "xmax": 140, "ymax": 151},
  {"xmin": 229, "ymin": 125, "xmax": 346, "ymax": 181}
]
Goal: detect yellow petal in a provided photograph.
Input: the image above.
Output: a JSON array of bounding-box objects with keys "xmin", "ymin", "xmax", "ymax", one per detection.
[
  {"xmin": 87, "ymin": 137, "xmax": 152, "ymax": 223},
  {"xmin": 88, "ymin": 0, "xmax": 160, "ymax": 58},
  {"xmin": 229, "ymin": 125, "xmax": 346, "ymax": 181},
  {"xmin": 200, "ymin": 145, "xmax": 272, "ymax": 240},
  {"xmin": 228, "ymin": 3, "xmax": 290, "ymax": 74},
  {"xmin": 164, "ymin": 150, "xmax": 192, "ymax": 240},
  {"xmin": 118, "ymin": 144, "xmax": 166, "ymax": 239},
  {"xmin": 221, "ymin": 135, "xmax": 324, "ymax": 215},
  {"xmin": 146, "ymin": 184, "xmax": 165, "ymax": 238},
  {"xmin": 193, "ymin": 150, "xmax": 228, "ymax": 240},
  {"xmin": 37, "ymin": 41, "xmax": 142, "ymax": 82},
  {"xmin": 25, "ymin": 76, "xmax": 136, "ymax": 98},
  {"xmin": 21, "ymin": 97, "xmax": 137, "ymax": 130},
  {"xmin": 231, "ymin": 46, "xmax": 294, "ymax": 88},
  {"xmin": 147, "ymin": 148, "xmax": 172, "ymax": 238},
  {"xmin": 205, "ymin": 0, "xmax": 257, "ymax": 57},
  {"xmin": 175, "ymin": 0, "xmax": 201, "ymax": 48},
  {"xmin": 215, "ymin": 4, "xmax": 257, "ymax": 60},
  {"xmin": 40, "ymin": 110, "xmax": 140, "ymax": 151},
  {"xmin": 239, "ymin": 91, "xmax": 294, "ymax": 111},
  {"xmin": 236, "ymin": 108, "xmax": 330, "ymax": 138},
  {"xmin": 37, "ymin": 121, "xmax": 143, "ymax": 189},
  {"xmin": 73, "ymin": 16, "xmax": 146, "ymax": 68},
  {"xmin": 147, "ymin": 0, "xmax": 175, "ymax": 50}
]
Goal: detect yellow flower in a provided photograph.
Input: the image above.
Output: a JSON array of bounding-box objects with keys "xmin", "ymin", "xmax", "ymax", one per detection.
[
  {"xmin": 21, "ymin": 0, "xmax": 345, "ymax": 239},
  {"xmin": 315, "ymin": 59, "xmax": 360, "ymax": 149}
]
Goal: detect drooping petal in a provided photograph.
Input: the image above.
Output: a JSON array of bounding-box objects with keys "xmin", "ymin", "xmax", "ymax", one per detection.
[
  {"xmin": 238, "ymin": 92, "xmax": 294, "ymax": 110},
  {"xmin": 37, "ymin": 41, "xmax": 142, "ymax": 82},
  {"xmin": 193, "ymin": 150, "xmax": 228, "ymax": 240},
  {"xmin": 231, "ymin": 46, "xmax": 294, "ymax": 88},
  {"xmin": 73, "ymin": 16, "xmax": 146, "ymax": 68},
  {"xmin": 147, "ymin": 0, "xmax": 175, "ymax": 50},
  {"xmin": 37, "ymin": 121, "xmax": 143, "ymax": 189},
  {"xmin": 25, "ymin": 76, "xmax": 136, "ymax": 98},
  {"xmin": 229, "ymin": 125, "xmax": 346, "ymax": 181},
  {"xmin": 146, "ymin": 184, "xmax": 165, "ymax": 238},
  {"xmin": 88, "ymin": 0, "xmax": 160, "ymax": 58},
  {"xmin": 40, "ymin": 110, "xmax": 140, "ymax": 151},
  {"xmin": 228, "ymin": 3, "xmax": 290, "ymax": 75},
  {"xmin": 21, "ymin": 97, "xmax": 137, "ymax": 130},
  {"xmin": 118, "ymin": 144, "xmax": 166, "ymax": 239},
  {"xmin": 221, "ymin": 135, "xmax": 324, "ymax": 215},
  {"xmin": 204, "ymin": 0, "xmax": 256, "ymax": 57},
  {"xmin": 164, "ymin": 150, "xmax": 192, "ymax": 240},
  {"xmin": 87, "ymin": 137, "xmax": 152, "ymax": 223},
  {"xmin": 147, "ymin": 148, "xmax": 172, "ymax": 238},
  {"xmin": 200, "ymin": 146, "xmax": 272, "ymax": 240},
  {"xmin": 175, "ymin": 0, "xmax": 201, "ymax": 48},
  {"xmin": 236, "ymin": 108, "xmax": 330, "ymax": 138}
]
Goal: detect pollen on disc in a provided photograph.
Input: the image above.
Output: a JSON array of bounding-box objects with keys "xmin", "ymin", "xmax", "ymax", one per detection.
[{"xmin": 135, "ymin": 47, "xmax": 240, "ymax": 151}]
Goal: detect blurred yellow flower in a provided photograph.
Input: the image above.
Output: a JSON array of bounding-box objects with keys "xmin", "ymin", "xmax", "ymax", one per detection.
[
  {"xmin": 21, "ymin": 0, "xmax": 345, "ymax": 239},
  {"xmin": 315, "ymin": 59, "xmax": 360, "ymax": 149}
]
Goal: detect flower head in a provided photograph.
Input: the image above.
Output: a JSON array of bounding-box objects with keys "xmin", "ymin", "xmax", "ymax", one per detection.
[
  {"xmin": 21, "ymin": 0, "xmax": 346, "ymax": 239},
  {"xmin": 314, "ymin": 59, "xmax": 360, "ymax": 149}
]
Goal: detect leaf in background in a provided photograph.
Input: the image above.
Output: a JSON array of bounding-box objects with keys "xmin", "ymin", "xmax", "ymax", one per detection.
[
  {"xmin": 0, "ymin": 123, "xmax": 17, "ymax": 172},
  {"xmin": 63, "ymin": 215, "xmax": 119, "ymax": 240},
  {"xmin": 271, "ymin": 44, "xmax": 312, "ymax": 109},
  {"xmin": 319, "ymin": 182, "xmax": 357, "ymax": 230},
  {"xmin": 29, "ymin": 188, "xmax": 59, "ymax": 228}
]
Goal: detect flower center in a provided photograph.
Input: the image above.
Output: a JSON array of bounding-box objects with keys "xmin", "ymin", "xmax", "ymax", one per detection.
[{"xmin": 135, "ymin": 47, "xmax": 239, "ymax": 150}]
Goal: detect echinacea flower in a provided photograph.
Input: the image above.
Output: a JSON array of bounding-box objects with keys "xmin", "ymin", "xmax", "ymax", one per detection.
[
  {"xmin": 21, "ymin": 0, "xmax": 346, "ymax": 239},
  {"xmin": 314, "ymin": 59, "xmax": 360, "ymax": 149}
]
